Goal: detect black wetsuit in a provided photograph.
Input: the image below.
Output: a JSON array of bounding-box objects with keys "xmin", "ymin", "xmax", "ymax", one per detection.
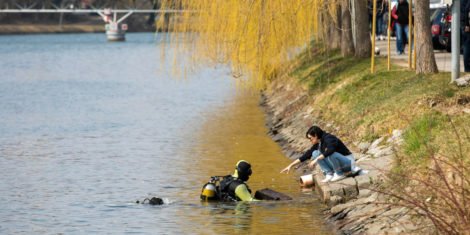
[{"xmin": 218, "ymin": 175, "xmax": 251, "ymax": 202}]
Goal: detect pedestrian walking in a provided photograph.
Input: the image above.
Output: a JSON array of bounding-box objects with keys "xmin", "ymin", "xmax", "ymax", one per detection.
[
  {"xmin": 370, "ymin": 0, "xmax": 388, "ymax": 40},
  {"xmin": 392, "ymin": 0, "xmax": 412, "ymax": 54}
]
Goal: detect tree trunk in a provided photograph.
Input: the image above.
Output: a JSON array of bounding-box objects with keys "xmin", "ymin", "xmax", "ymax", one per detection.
[
  {"xmin": 331, "ymin": 4, "xmax": 342, "ymax": 49},
  {"xmin": 415, "ymin": 0, "xmax": 438, "ymax": 74},
  {"xmin": 353, "ymin": 0, "xmax": 371, "ymax": 58},
  {"xmin": 341, "ymin": 0, "xmax": 355, "ymax": 56},
  {"xmin": 322, "ymin": 11, "xmax": 333, "ymax": 49}
]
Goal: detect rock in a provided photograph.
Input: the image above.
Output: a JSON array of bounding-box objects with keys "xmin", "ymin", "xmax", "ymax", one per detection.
[
  {"xmin": 355, "ymin": 153, "xmax": 371, "ymax": 163},
  {"xmin": 361, "ymin": 154, "xmax": 394, "ymax": 172},
  {"xmin": 464, "ymin": 108, "xmax": 470, "ymax": 114},
  {"xmin": 285, "ymin": 149, "xmax": 295, "ymax": 158},
  {"xmin": 365, "ymin": 223, "xmax": 388, "ymax": 235},
  {"xmin": 368, "ymin": 146, "xmax": 393, "ymax": 158},
  {"xmin": 455, "ymin": 75, "xmax": 470, "ymax": 87},
  {"xmin": 272, "ymin": 134, "xmax": 284, "ymax": 142},
  {"xmin": 331, "ymin": 200, "xmax": 354, "ymax": 215},
  {"xmin": 356, "ymin": 175, "xmax": 373, "ymax": 190},
  {"xmin": 381, "ymin": 207, "xmax": 408, "ymax": 217},
  {"xmin": 358, "ymin": 142, "xmax": 371, "ymax": 153},
  {"xmin": 368, "ymin": 137, "xmax": 384, "ymax": 152},
  {"xmin": 387, "ymin": 129, "xmax": 403, "ymax": 146},
  {"xmin": 358, "ymin": 189, "xmax": 372, "ymax": 198},
  {"xmin": 329, "ymin": 195, "xmax": 345, "ymax": 206}
]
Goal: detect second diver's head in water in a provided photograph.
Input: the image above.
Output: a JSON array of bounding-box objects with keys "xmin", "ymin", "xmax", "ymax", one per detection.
[{"xmin": 235, "ymin": 160, "xmax": 252, "ymax": 182}]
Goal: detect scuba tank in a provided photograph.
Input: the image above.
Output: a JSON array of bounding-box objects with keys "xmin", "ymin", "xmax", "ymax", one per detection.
[{"xmin": 200, "ymin": 176, "xmax": 221, "ymax": 201}]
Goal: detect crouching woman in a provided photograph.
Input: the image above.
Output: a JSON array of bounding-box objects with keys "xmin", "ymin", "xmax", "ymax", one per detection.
[{"xmin": 280, "ymin": 126, "xmax": 360, "ymax": 182}]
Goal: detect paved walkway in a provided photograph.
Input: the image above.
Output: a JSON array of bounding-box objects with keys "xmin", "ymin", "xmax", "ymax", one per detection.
[{"xmin": 375, "ymin": 39, "xmax": 465, "ymax": 72}]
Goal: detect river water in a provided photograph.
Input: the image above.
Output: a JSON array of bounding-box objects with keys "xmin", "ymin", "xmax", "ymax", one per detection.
[{"xmin": 0, "ymin": 33, "xmax": 332, "ymax": 234}]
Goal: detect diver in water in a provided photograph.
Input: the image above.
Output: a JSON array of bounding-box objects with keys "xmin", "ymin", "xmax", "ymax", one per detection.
[
  {"xmin": 218, "ymin": 160, "xmax": 259, "ymax": 202},
  {"xmin": 201, "ymin": 160, "xmax": 260, "ymax": 202}
]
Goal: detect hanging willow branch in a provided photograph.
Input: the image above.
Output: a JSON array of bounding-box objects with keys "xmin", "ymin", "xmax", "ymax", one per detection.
[{"xmin": 156, "ymin": 0, "xmax": 334, "ymax": 89}]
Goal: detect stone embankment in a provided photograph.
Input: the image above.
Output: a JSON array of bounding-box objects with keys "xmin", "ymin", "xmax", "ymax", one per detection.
[{"xmin": 262, "ymin": 78, "xmax": 426, "ymax": 234}]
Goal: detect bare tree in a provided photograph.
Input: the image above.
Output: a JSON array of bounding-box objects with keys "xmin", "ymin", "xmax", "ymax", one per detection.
[
  {"xmin": 415, "ymin": 0, "xmax": 438, "ymax": 74},
  {"xmin": 353, "ymin": 0, "xmax": 371, "ymax": 58},
  {"xmin": 341, "ymin": 0, "xmax": 354, "ymax": 56}
]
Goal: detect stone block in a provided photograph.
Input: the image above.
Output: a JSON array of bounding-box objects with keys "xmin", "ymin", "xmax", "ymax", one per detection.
[
  {"xmin": 456, "ymin": 76, "xmax": 470, "ymax": 87},
  {"xmin": 331, "ymin": 201, "xmax": 351, "ymax": 215},
  {"xmin": 328, "ymin": 177, "xmax": 356, "ymax": 197},
  {"xmin": 355, "ymin": 174, "xmax": 373, "ymax": 190},
  {"xmin": 368, "ymin": 137, "xmax": 384, "ymax": 151},
  {"xmin": 358, "ymin": 189, "xmax": 372, "ymax": 198},
  {"xmin": 358, "ymin": 142, "xmax": 371, "ymax": 153},
  {"xmin": 314, "ymin": 176, "xmax": 359, "ymax": 205},
  {"xmin": 329, "ymin": 195, "xmax": 345, "ymax": 207},
  {"xmin": 367, "ymin": 146, "xmax": 393, "ymax": 158}
]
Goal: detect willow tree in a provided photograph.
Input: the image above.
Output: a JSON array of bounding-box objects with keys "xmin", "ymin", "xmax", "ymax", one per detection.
[{"xmin": 156, "ymin": 0, "xmax": 332, "ymax": 88}]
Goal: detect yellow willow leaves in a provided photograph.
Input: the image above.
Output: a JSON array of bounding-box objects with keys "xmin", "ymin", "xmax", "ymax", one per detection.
[{"xmin": 156, "ymin": 0, "xmax": 336, "ymax": 89}]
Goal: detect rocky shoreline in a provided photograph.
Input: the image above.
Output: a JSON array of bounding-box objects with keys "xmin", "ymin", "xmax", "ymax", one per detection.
[{"xmin": 261, "ymin": 77, "xmax": 428, "ymax": 234}]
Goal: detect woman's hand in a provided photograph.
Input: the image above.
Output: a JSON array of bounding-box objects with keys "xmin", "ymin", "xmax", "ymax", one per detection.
[
  {"xmin": 308, "ymin": 159, "xmax": 317, "ymax": 169},
  {"xmin": 280, "ymin": 159, "xmax": 300, "ymax": 174},
  {"xmin": 280, "ymin": 165, "xmax": 292, "ymax": 174}
]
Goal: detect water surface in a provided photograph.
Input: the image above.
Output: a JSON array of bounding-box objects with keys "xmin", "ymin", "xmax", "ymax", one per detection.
[{"xmin": 0, "ymin": 33, "xmax": 332, "ymax": 234}]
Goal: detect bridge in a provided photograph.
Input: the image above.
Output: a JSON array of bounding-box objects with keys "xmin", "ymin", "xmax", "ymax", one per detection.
[{"xmin": 0, "ymin": 1, "xmax": 188, "ymax": 41}]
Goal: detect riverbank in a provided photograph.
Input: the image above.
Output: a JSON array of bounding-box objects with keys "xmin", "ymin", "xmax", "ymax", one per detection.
[
  {"xmin": 0, "ymin": 15, "xmax": 156, "ymax": 35},
  {"xmin": 261, "ymin": 45, "xmax": 470, "ymax": 234},
  {"xmin": 0, "ymin": 24, "xmax": 105, "ymax": 34}
]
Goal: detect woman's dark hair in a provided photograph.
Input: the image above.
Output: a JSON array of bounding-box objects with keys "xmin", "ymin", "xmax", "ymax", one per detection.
[{"xmin": 306, "ymin": 126, "xmax": 323, "ymax": 139}]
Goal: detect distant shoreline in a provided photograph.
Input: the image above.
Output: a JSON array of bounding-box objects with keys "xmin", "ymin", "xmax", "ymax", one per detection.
[{"xmin": 0, "ymin": 23, "xmax": 156, "ymax": 35}]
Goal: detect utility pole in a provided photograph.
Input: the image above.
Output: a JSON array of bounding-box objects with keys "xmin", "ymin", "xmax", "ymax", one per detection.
[{"xmin": 452, "ymin": 0, "xmax": 460, "ymax": 82}]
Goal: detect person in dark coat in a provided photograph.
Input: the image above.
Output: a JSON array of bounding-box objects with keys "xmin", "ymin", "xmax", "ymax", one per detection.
[
  {"xmin": 370, "ymin": 0, "xmax": 388, "ymax": 40},
  {"xmin": 280, "ymin": 126, "xmax": 361, "ymax": 183},
  {"xmin": 392, "ymin": 0, "xmax": 412, "ymax": 54},
  {"xmin": 462, "ymin": 0, "xmax": 470, "ymax": 72}
]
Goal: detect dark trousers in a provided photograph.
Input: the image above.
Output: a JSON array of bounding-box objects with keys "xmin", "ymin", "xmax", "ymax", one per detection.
[{"xmin": 462, "ymin": 27, "xmax": 470, "ymax": 72}]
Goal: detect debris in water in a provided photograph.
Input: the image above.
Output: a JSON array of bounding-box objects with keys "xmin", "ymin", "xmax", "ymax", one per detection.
[{"xmin": 136, "ymin": 197, "xmax": 164, "ymax": 205}]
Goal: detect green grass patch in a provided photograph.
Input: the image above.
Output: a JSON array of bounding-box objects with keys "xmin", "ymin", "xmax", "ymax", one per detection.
[
  {"xmin": 286, "ymin": 43, "xmax": 470, "ymax": 160},
  {"xmin": 285, "ymin": 43, "xmax": 470, "ymax": 235},
  {"xmin": 362, "ymin": 131, "xmax": 381, "ymax": 142},
  {"xmin": 402, "ymin": 114, "xmax": 443, "ymax": 164}
]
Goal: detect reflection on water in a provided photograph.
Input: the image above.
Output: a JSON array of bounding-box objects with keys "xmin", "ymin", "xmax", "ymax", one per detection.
[
  {"xmin": 180, "ymin": 90, "xmax": 333, "ymax": 234},
  {"xmin": 0, "ymin": 33, "xmax": 332, "ymax": 234}
]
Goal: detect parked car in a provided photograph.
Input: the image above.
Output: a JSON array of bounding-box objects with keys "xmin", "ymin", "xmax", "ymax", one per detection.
[
  {"xmin": 430, "ymin": 5, "xmax": 448, "ymax": 50},
  {"xmin": 430, "ymin": 4, "xmax": 463, "ymax": 52}
]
